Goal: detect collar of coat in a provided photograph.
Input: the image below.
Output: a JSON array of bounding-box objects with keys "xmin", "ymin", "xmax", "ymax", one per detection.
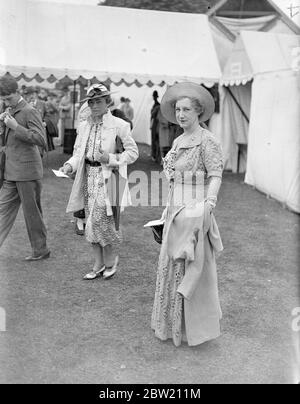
[
  {"xmin": 85, "ymin": 110, "xmax": 116, "ymax": 129},
  {"xmin": 11, "ymin": 97, "xmax": 27, "ymax": 116}
]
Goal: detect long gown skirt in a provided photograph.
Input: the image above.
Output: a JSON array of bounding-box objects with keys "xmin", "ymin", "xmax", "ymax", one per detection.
[
  {"xmin": 151, "ymin": 252, "xmax": 186, "ymax": 347},
  {"xmin": 151, "ymin": 200, "xmax": 189, "ymax": 347}
]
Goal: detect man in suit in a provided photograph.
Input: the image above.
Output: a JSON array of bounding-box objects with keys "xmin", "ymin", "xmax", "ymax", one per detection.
[{"xmin": 0, "ymin": 76, "xmax": 50, "ymax": 260}]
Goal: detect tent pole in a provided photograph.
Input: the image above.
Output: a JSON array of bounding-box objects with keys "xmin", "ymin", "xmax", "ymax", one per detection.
[
  {"xmin": 225, "ymin": 86, "xmax": 249, "ymax": 123},
  {"xmin": 72, "ymin": 80, "xmax": 76, "ymax": 129}
]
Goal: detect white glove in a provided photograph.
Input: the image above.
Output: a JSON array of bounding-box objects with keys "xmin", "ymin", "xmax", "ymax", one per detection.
[{"xmin": 59, "ymin": 163, "xmax": 72, "ymax": 175}]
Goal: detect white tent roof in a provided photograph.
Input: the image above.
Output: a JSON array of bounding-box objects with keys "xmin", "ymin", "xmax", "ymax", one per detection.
[
  {"xmin": 221, "ymin": 31, "xmax": 300, "ymax": 85},
  {"xmin": 0, "ymin": 0, "xmax": 221, "ymax": 86}
]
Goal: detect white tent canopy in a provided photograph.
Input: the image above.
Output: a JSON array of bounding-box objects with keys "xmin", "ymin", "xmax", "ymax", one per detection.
[
  {"xmin": 220, "ymin": 31, "xmax": 300, "ymax": 213},
  {"xmin": 0, "ymin": 0, "xmax": 221, "ymax": 87}
]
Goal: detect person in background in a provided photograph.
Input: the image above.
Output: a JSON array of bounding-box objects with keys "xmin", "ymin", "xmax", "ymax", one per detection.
[
  {"xmin": 0, "ymin": 75, "xmax": 50, "ymax": 261},
  {"xmin": 38, "ymin": 88, "xmax": 48, "ymax": 102},
  {"xmin": 150, "ymin": 90, "xmax": 160, "ymax": 162},
  {"xmin": 151, "ymin": 82, "xmax": 224, "ymax": 347},
  {"xmin": 60, "ymin": 83, "xmax": 138, "ymax": 280},
  {"xmin": 157, "ymin": 106, "xmax": 171, "ymax": 163},
  {"xmin": 44, "ymin": 99, "xmax": 59, "ymax": 151},
  {"xmin": 47, "ymin": 93, "xmax": 60, "ymax": 124},
  {"xmin": 24, "ymin": 87, "xmax": 46, "ymax": 121},
  {"xmin": 117, "ymin": 96, "xmax": 126, "ymax": 112},
  {"xmin": 58, "ymin": 87, "xmax": 72, "ymax": 146},
  {"xmin": 123, "ymin": 98, "xmax": 134, "ymax": 122},
  {"xmin": 110, "ymin": 100, "xmax": 133, "ymax": 129}
]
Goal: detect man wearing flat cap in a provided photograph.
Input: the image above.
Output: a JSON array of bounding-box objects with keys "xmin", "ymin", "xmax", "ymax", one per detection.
[{"xmin": 0, "ymin": 75, "xmax": 50, "ymax": 261}]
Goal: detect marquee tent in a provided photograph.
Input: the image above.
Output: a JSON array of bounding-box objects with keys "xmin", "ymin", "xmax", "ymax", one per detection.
[
  {"xmin": 0, "ymin": 0, "xmax": 221, "ymax": 144},
  {"xmin": 221, "ymin": 30, "xmax": 300, "ymax": 213},
  {"xmin": 208, "ymin": 13, "xmax": 300, "ymax": 173}
]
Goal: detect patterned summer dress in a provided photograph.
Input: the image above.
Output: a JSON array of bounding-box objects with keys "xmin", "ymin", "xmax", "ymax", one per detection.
[
  {"xmin": 83, "ymin": 118, "xmax": 122, "ymax": 246},
  {"xmin": 151, "ymin": 128, "xmax": 223, "ymax": 346}
]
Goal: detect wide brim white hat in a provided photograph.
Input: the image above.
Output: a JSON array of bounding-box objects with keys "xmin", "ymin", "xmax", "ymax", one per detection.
[{"xmin": 160, "ymin": 82, "xmax": 215, "ymax": 124}]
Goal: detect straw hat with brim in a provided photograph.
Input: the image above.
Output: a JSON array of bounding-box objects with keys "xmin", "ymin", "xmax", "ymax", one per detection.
[
  {"xmin": 160, "ymin": 82, "xmax": 215, "ymax": 124},
  {"xmin": 80, "ymin": 84, "xmax": 115, "ymax": 103}
]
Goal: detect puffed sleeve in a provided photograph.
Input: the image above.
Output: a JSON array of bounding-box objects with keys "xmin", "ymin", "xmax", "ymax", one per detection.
[
  {"xmin": 107, "ymin": 121, "xmax": 139, "ymax": 167},
  {"xmin": 202, "ymin": 134, "xmax": 224, "ymax": 178}
]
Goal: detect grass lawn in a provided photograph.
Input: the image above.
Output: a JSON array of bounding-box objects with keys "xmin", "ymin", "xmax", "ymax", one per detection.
[{"xmin": 0, "ymin": 145, "xmax": 299, "ymax": 384}]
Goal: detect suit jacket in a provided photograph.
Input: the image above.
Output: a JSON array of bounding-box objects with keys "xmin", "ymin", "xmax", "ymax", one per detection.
[{"xmin": 4, "ymin": 98, "xmax": 47, "ymax": 181}]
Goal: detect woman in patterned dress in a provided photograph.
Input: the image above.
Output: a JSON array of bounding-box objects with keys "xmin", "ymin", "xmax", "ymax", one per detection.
[
  {"xmin": 151, "ymin": 82, "xmax": 224, "ymax": 346},
  {"xmin": 60, "ymin": 84, "xmax": 138, "ymax": 280}
]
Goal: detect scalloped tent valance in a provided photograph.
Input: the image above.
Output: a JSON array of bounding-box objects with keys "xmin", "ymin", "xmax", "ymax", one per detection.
[{"xmin": 0, "ymin": 0, "xmax": 221, "ymax": 87}]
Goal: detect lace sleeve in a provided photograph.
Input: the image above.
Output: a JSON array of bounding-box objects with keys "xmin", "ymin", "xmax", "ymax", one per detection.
[{"xmin": 203, "ymin": 135, "xmax": 224, "ymax": 178}]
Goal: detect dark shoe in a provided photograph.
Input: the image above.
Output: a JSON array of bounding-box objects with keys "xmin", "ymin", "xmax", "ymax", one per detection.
[
  {"xmin": 103, "ymin": 256, "xmax": 119, "ymax": 280},
  {"xmin": 25, "ymin": 251, "xmax": 50, "ymax": 261}
]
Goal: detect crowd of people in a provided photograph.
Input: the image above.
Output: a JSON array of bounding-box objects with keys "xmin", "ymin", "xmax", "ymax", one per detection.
[
  {"xmin": 19, "ymin": 84, "xmax": 73, "ymax": 151},
  {"xmin": 0, "ymin": 75, "xmax": 224, "ymax": 348}
]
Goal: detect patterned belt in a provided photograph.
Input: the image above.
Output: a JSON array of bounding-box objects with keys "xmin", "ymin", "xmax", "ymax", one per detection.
[{"xmin": 85, "ymin": 159, "xmax": 101, "ymax": 167}]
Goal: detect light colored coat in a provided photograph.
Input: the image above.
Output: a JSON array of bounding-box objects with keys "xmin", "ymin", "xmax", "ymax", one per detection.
[{"xmin": 64, "ymin": 111, "xmax": 138, "ymax": 214}]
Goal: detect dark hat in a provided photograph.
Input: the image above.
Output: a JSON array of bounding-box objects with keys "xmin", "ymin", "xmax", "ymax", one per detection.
[
  {"xmin": 80, "ymin": 83, "xmax": 115, "ymax": 103},
  {"xmin": 161, "ymin": 82, "xmax": 215, "ymax": 124},
  {"xmin": 23, "ymin": 86, "xmax": 36, "ymax": 95}
]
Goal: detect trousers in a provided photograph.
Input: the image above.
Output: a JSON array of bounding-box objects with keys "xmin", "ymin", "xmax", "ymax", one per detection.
[{"xmin": 0, "ymin": 180, "xmax": 48, "ymax": 256}]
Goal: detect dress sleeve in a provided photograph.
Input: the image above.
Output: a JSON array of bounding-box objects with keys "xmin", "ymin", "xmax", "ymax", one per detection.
[{"xmin": 202, "ymin": 135, "xmax": 224, "ymax": 178}]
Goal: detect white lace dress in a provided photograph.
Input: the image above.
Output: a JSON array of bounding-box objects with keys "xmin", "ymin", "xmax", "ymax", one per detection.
[{"xmin": 151, "ymin": 128, "xmax": 223, "ymax": 346}]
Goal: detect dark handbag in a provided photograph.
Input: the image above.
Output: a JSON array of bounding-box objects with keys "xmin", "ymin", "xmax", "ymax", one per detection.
[
  {"xmin": 151, "ymin": 224, "xmax": 164, "ymax": 244},
  {"xmin": 115, "ymin": 135, "xmax": 125, "ymax": 154}
]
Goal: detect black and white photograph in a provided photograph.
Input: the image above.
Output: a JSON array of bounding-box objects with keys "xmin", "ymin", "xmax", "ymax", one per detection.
[{"xmin": 0, "ymin": 0, "xmax": 299, "ymax": 385}]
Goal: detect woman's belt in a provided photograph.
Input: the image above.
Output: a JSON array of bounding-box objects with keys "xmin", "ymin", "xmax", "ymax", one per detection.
[{"xmin": 85, "ymin": 159, "xmax": 101, "ymax": 167}]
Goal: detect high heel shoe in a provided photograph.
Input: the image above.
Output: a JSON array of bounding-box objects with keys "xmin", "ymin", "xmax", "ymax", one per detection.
[
  {"xmin": 103, "ymin": 256, "xmax": 119, "ymax": 280},
  {"xmin": 83, "ymin": 265, "xmax": 105, "ymax": 280}
]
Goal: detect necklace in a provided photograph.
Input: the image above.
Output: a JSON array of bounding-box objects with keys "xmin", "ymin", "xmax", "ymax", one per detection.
[{"xmin": 183, "ymin": 126, "xmax": 202, "ymax": 142}]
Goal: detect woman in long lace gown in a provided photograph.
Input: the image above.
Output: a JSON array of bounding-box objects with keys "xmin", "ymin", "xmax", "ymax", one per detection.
[{"xmin": 151, "ymin": 82, "xmax": 224, "ymax": 347}]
